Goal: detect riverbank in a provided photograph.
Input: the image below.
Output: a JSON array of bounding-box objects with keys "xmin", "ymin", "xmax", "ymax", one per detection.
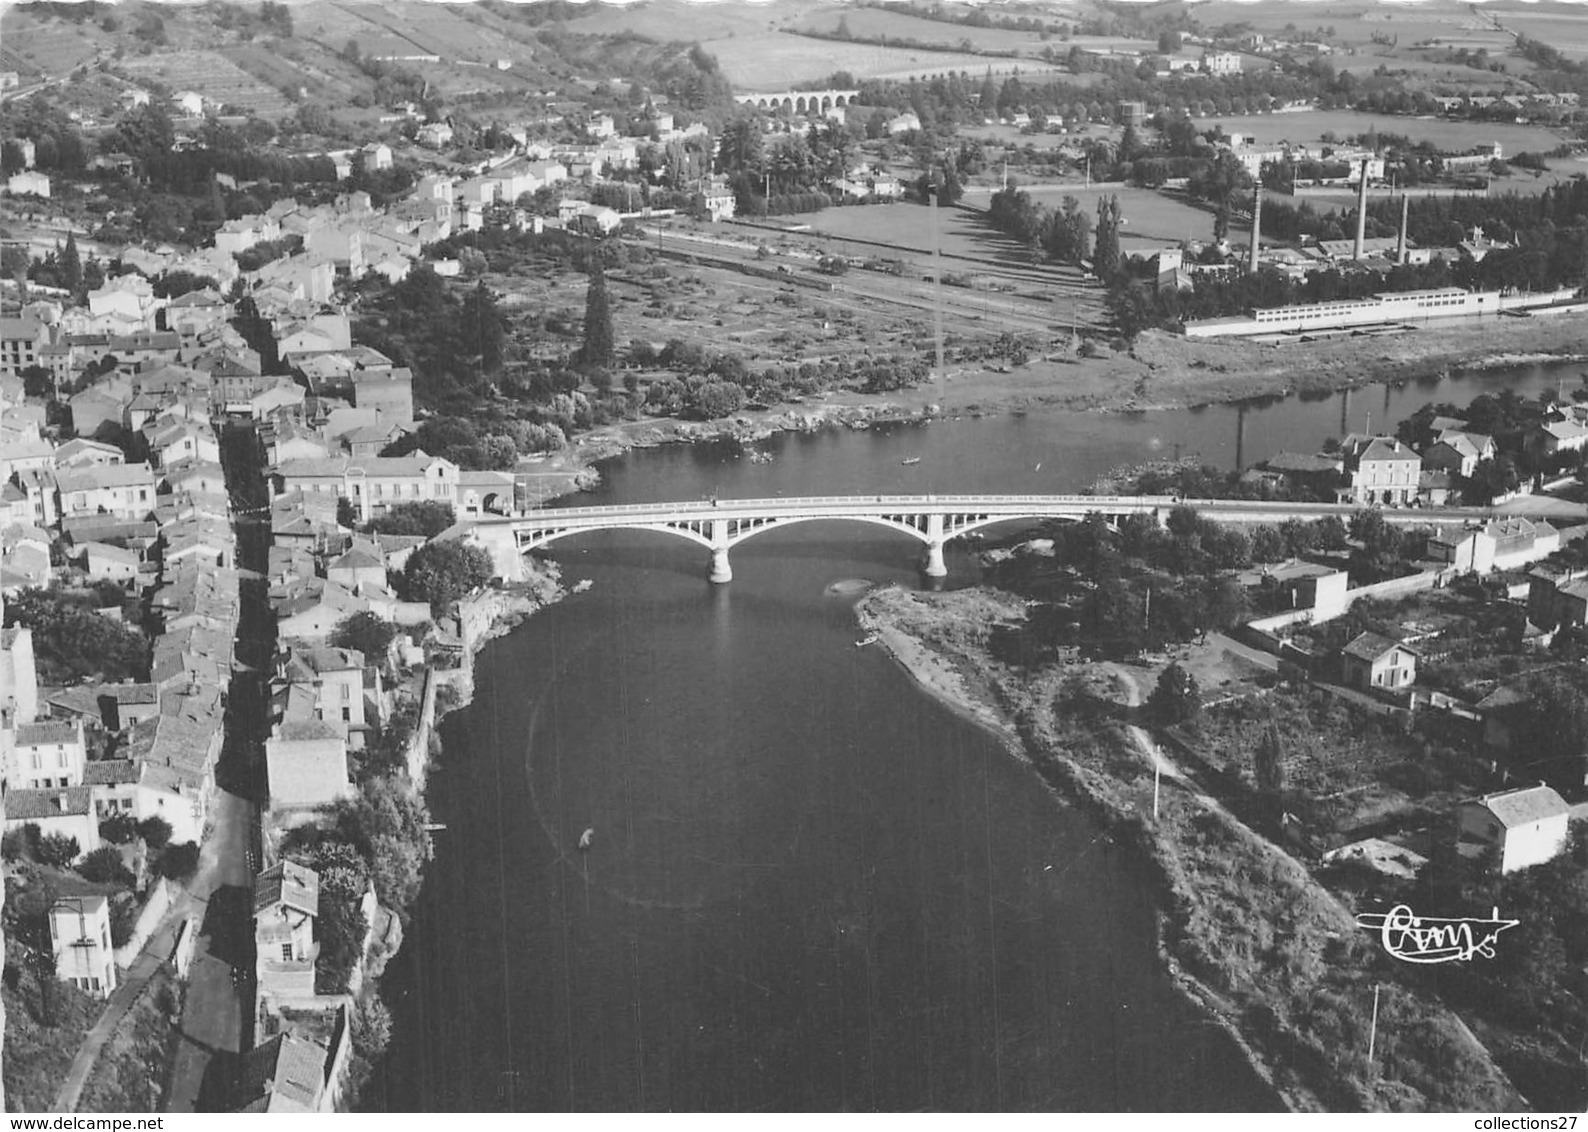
[
  {"xmin": 855, "ymin": 584, "xmax": 1525, "ymax": 1114},
  {"xmin": 351, "ymin": 568, "xmax": 564, "ymax": 1109},
  {"xmin": 528, "ymin": 316, "xmax": 1588, "ymax": 493}
]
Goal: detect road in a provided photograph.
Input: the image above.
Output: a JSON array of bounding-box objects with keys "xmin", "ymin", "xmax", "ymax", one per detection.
[
  {"xmin": 164, "ymin": 787, "xmax": 256, "ymax": 1113},
  {"xmin": 52, "ymin": 914, "xmax": 184, "ymax": 1112}
]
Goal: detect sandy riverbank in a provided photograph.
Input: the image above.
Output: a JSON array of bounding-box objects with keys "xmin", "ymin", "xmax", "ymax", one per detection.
[{"xmin": 854, "ymin": 584, "xmax": 1524, "ymax": 1114}]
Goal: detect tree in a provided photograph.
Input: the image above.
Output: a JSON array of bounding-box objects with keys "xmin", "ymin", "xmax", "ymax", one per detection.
[
  {"xmin": 691, "ymin": 381, "xmax": 745, "ymax": 420},
  {"xmin": 579, "ymin": 266, "xmax": 615, "ymax": 370},
  {"xmin": 1093, "ymin": 195, "xmax": 1122, "ymax": 280},
  {"xmin": 459, "ymin": 281, "xmax": 505, "ymax": 374},
  {"xmin": 362, "ymin": 500, "xmax": 456, "ymax": 539},
  {"xmin": 157, "ymin": 842, "xmax": 200, "ymax": 879},
  {"xmin": 1253, "ymin": 720, "xmax": 1287, "ymax": 826},
  {"xmin": 77, "ymin": 847, "xmax": 133, "ymax": 886},
  {"xmin": 36, "ymin": 834, "xmax": 80, "ymax": 867},
  {"xmin": 334, "ymin": 776, "xmax": 433, "ymax": 917},
  {"xmin": 1148, "ymin": 663, "xmax": 1201, "ymax": 726},
  {"xmin": 331, "ymin": 611, "xmax": 400, "ymax": 663},
  {"xmin": 2, "ymin": 589, "xmax": 147, "ymax": 684},
  {"xmin": 60, "ymin": 231, "xmax": 82, "ymax": 296},
  {"xmin": 336, "ymin": 497, "xmax": 360, "ymax": 529},
  {"xmin": 398, "ymin": 540, "xmax": 495, "ymax": 611},
  {"xmin": 136, "ymin": 815, "xmax": 172, "ymax": 850}
]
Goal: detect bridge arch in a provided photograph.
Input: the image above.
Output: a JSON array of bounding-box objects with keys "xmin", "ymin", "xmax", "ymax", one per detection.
[{"xmin": 520, "ymin": 512, "xmax": 938, "ymax": 556}]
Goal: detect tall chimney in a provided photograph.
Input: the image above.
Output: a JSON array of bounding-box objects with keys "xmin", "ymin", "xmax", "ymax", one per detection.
[
  {"xmin": 1248, "ymin": 184, "xmax": 1262, "ymax": 274},
  {"xmin": 1353, "ymin": 159, "xmax": 1369, "ymax": 261},
  {"xmin": 1397, "ymin": 193, "xmax": 1409, "ymax": 265}
]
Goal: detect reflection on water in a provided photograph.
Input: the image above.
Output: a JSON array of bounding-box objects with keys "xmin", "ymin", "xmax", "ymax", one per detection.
[{"xmin": 375, "ymin": 361, "xmax": 1569, "ymax": 1112}]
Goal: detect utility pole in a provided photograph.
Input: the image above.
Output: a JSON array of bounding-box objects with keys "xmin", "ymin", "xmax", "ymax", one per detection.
[
  {"xmin": 932, "ymin": 156, "xmax": 945, "ymax": 405},
  {"xmin": 1366, "ymin": 984, "xmax": 1382, "ymax": 1067}
]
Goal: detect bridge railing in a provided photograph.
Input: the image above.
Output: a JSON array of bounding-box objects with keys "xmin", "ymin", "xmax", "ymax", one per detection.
[{"xmin": 509, "ymin": 494, "xmax": 1181, "ymax": 522}]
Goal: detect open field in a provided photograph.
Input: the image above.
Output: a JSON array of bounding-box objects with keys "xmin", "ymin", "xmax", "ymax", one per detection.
[
  {"xmin": 561, "ymin": 0, "xmax": 818, "ymax": 42},
  {"xmin": 792, "ymin": 7, "xmax": 1057, "ymax": 56},
  {"xmin": 1202, "ymin": 109, "xmax": 1570, "ymax": 154},
  {"xmin": 711, "ymin": 34, "xmax": 1056, "ymax": 90}
]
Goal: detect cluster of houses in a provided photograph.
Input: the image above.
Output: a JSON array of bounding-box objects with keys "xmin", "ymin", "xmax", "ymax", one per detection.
[
  {"xmin": 1249, "ymin": 404, "xmax": 1588, "ymax": 510},
  {"xmin": 0, "ymin": 390, "xmax": 240, "ymax": 1002}
]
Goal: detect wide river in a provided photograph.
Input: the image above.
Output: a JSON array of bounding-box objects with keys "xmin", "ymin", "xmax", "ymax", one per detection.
[{"xmin": 372, "ymin": 360, "xmax": 1577, "ymax": 1112}]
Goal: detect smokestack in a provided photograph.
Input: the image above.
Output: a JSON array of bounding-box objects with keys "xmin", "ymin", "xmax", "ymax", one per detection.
[
  {"xmin": 1397, "ymin": 193, "xmax": 1409, "ymax": 265},
  {"xmin": 1353, "ymin": 159, "xmax": 1369, "ymax": 261},
  {"xmin": 1248, "ymin": 184, "xmax": 1262, "ymax": 274}
]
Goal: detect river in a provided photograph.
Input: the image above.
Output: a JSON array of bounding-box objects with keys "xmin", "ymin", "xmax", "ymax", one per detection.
[{"xmin": 370, "ymin": 359, "xmax": 1579, "ymax": 1112}]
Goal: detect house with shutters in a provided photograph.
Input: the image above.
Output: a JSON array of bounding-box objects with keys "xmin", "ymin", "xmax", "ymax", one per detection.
[
  {"xmin": 8, "ymin": 718, "xmax": 86, "ymax": 791},
  {"xmin": 1338, "ymin": 435, "xmax": 1423, "ymax": 506}
]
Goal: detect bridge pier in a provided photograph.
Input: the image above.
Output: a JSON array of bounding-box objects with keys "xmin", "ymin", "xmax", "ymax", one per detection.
[
  {"xmin": 922, "ymin": 514, "xmax": 947, "ymax": 577},
  {"xmin": 708, "ymin": 519, "xmax": 732, "ymax": 583}
]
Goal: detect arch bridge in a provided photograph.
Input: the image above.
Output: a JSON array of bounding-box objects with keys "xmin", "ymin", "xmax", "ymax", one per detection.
[
  {"xmin": 733, "ymin": 89, "xmax": 860, "ymax": 116},
  {"xmin": 467, "ymin": 493, "xmax": 1500, "ymax": 584}
]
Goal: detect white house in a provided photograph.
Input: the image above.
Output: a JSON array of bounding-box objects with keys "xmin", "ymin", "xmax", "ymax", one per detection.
[
  {"xmin": 1457, "ymin": 785, "xmax": 1571, "ymax": 873},
  {"xmin": 10, "ymin": 718, "xmax": 86, "ymax": 791},
  {"xmin": 50, "ymin": 896, "xmax": 118, "ymax": 999},
  {"xmin": 7, "ymin": 171, "xmax": 50, "ymax": 198}
]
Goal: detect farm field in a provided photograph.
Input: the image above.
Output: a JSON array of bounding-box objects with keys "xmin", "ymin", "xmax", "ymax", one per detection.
[
  {"xmin": 711, "ymin": 34, "xmax": 1049, "ymax": 90},
  {"xmin": 118, "ymin": 51, "xmax": 296, "ymax": 118},
  {"xmin": 560, "ymin": 0, "xmax": 817, "ymax": 43},
  {"xmin": 792, "ymin": 8, "xmax": 1055, "ymax": 56},
  {"xmin": 1202, "ymin": 110, "xmax": 1571, "ymax": 155}
]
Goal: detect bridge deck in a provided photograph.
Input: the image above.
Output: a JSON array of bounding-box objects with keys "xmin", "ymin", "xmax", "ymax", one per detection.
[{"xmin": 482, "ymin": 494, "xmax": 1503, "ymax": 526}]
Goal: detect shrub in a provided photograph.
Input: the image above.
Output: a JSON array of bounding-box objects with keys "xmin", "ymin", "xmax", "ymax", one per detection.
[
  {"xmin": 136, "ymin": 816, "xmax": 172, "ymax": 850},
  {"xmin": 99, "ymin": 812, "xmax": 138, "ymax": 844},
  {"xmin": 156, "ymin": 842, "xmax": 199, "ymax": 880},
  {"xmin": 2, "ymin": 826, "xmax": 35, "ymax": 861},
  {"xmin": 36, "ymin": 834, "xmax": 81, "ymax": 868}
]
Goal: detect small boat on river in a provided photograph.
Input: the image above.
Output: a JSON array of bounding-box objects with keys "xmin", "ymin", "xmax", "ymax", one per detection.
[
  {"xmin": 901, "ymin": 457, "xmax": 921, "ymax": 466},
  {"xmin": 578, "ymin": 828, "xmax": 595, "ymax": 851}
]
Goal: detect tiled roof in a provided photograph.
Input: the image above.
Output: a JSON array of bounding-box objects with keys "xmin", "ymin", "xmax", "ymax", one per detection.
[
  {"xmin": 255, "ymin": 861, "xmax": 320, "ymax": 918},
  {"xmin": 56, "ymin": 463, "xmax": 157, "ymax": 493},
  {"xmin": 1469, "ymin": 785, "xmax": 1569, "ymax": 828},
  {"xmin": 1341, "ymin": 631, "xmax": 1411, "ymax": 662},
  {"xmin": 15, "ymin": 720, "xmax": 80, "ymax": 747},
  {"xmin": 238, "ymin": 1035, "xmax": 325, "ymax": 1113},
  {"xmin": 82, "ymin": 758, "xmax": 139, "ymax": 786},
  {"xmin": 5, "ymin": 785, "xmax": 94, "ymax": 819}
]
